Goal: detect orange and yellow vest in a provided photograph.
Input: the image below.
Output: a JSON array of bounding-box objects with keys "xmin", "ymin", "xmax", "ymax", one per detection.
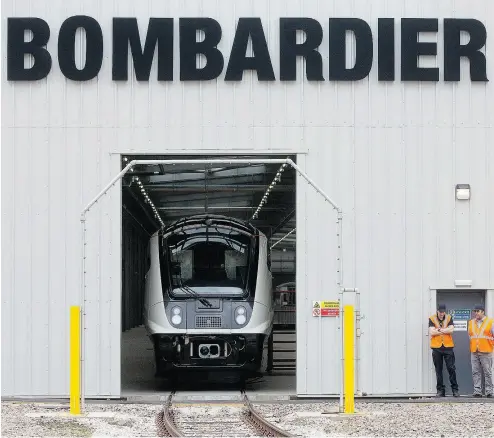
[
  {"xmin": 468, "ymin": 317, "xmax": 494, "ymax": 353},
  {"xmin": 429, "ymin": 314, "xmax": 454, "ymax": 348}
]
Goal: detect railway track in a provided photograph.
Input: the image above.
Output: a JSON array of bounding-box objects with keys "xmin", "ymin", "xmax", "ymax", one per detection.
[{"xmin": 156, "ymin": 390, "xmax": 293, "ymax": 437}]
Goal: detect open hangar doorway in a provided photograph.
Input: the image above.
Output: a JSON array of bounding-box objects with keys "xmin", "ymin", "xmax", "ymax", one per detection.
[{"xmin": 119, "ymin": 154, "xmax": 297, "ymax": 396}]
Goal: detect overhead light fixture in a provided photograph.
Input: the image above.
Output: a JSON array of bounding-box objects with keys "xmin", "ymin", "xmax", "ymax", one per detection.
[
  {"xmin": 455, "ymin": 184, "xmax": 470, "ymax": 200},
  {"xmin": 251, "ymin": 158, "xmax": 290, "ymax": 221},
  {"xmin": 133, "ymin": 176, "xmax": 165, "ymax": 228}
]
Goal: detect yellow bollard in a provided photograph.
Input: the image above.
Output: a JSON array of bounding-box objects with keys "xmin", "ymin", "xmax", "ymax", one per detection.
[
  {"xmin": 70, "ymin": 306, "xmax": 81, "ymax": 415},
  {"xmin": 344, "ymin": 305, "xmax": 355, "ymax": 414}
]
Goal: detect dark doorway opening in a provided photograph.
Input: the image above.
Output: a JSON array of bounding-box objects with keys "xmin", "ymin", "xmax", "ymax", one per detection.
[
  {"xmin": 435, "ymin": 290, "xmax": 486, "ymax": 395},
  {"xmin": 119, "ymin": 154, "xmax": 297, "ymax": 395}
]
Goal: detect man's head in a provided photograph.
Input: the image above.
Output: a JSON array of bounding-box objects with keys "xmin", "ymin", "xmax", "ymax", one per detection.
[
  {"xmin": 473, "ymin": 304, "xmax": 485, "ymax": 320},
  {"xmin": 437, "ymin": 304, "xmax": 446, "ymax": 318}
]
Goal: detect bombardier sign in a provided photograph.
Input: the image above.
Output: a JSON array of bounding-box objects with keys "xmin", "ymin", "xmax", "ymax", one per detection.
[{"xmin": 6, "ymin": 16, "xmax": 489, "ymax": 82}]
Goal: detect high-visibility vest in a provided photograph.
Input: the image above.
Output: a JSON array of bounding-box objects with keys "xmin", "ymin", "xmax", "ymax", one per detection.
[
  {"xmin": 429, "ymin": 314, "xmax": 454, "ymax": 348},
  {"xmin": 468, "ymin": 317, "xmax": 494, "ymax": 353}
]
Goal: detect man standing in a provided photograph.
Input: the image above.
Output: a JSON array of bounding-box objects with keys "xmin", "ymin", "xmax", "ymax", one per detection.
[
  {"xmin": 429, "ymin": 304, "xmax": 459, "ymax": 397},
  {"xmin": 468, "ymin": 304, "xmax": 494, "ymax": 397}
]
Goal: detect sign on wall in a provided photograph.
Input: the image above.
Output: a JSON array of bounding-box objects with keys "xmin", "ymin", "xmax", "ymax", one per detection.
[
  {"xmin": 450, "ymin": 308, "xmax": 472, "ymax": 331},
  {"xmin": 5, "ymin": 16, "xmax": 489, "ymax": 83},
  {"xmin": 312, "ymin": 300, "xmax": 340, "ymax": 317}
]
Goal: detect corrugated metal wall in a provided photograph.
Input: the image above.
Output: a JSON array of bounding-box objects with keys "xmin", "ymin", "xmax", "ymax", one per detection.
[
  {"xmin": 271, "ymin": 250, "xmax": 295, "ymax": 275},
  {"xmin": 2, "ymin": 0, "xmax": 494, "ymax": 397},
  {"xmin": 121, "ymin": 209, "xmax": 150, "ymax": 332}
]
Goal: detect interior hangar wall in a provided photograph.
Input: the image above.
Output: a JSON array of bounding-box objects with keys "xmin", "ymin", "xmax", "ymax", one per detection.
[{"xmin": 2, "ymin": 0, "xmax": 494, "ymax": 398}]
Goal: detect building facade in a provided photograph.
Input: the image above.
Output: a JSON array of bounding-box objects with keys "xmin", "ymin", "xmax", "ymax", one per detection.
[{"xmin": 2, "ymin": 0, "xmax": 494, "ymax": 398}]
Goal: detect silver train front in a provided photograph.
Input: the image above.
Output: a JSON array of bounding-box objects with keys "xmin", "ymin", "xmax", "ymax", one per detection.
[{"xmin": 143, "ymin": 215, "xmax": 274, "ymax": 376}]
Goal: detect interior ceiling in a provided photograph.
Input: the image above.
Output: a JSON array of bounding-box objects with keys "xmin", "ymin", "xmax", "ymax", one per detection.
[{"xmin": 121, "ymin": 154, "xmax": 296, "ymax": 250}]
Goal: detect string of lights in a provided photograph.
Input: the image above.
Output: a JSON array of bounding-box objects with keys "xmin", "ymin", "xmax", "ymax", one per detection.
[
  {"xmin": 132, "ymin": 175, "xmax": 165, "ymax": 229},
  {"xmin": 251, "ymin": 160, "xmax": 289, "ymax": 221}
]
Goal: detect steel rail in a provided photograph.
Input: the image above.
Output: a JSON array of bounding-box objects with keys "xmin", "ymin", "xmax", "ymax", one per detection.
[
  {"xmin": 156, "ymin": 390, "xmax": 293, "ymax": 437},
  {"xmin": 156, "ymin": 392, "xmax": 182, "ymax": 437},
  {"xmin": 241, "ymin": 390, "xmax": 293, "ymax": 437}
]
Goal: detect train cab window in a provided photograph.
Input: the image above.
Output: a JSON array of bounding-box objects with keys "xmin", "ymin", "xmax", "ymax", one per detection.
[{"xmin": 164, "ymin": 226, "xmax": 253, "ymax": 297}]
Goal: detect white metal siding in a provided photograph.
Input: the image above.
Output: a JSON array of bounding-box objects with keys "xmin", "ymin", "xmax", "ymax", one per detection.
[{"xmin": 2, "ymin": 0, "xmax": 494, "ymax": 397}]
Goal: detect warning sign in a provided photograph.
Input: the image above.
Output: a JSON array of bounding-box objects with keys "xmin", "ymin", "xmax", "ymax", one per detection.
[
  {"xmin": 320, "ymin": 301, "xmax": 339, "ymax": 309},
  {"xmin": 321, "ymin": 301, "xmax": 339, "ymax": 316},
  {"xmin": 312, "ymin": 301, "xmax": 340, "ymax": 317},
  {"xmin": 321, "ymin": 308, "xmax": 339, "ymax": 317}
]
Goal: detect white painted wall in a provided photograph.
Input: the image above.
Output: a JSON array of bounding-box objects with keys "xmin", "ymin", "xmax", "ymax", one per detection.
[{"xmin": 2, "ymin": 0, "xmax": 493, "ymax": 397}]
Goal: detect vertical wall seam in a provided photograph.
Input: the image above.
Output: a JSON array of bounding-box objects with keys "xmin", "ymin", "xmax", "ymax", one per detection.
[
  {"xmin": 402, "ymin": 126, "xmax": 408, "ymax": 392},
  {"xmin": 11, "ymin": 128, "xmax": 16, "ymax": 395},
  {"xmin": 29, "ymin": 133, "xmax": 33, "ymax": 393},
  {"xmin": 47, "ymin": 128, "xmax": 51, "ymax": 393},
  {"xmin": 97, "ymin": 132, "xmax": 102, "ymax": 395}
]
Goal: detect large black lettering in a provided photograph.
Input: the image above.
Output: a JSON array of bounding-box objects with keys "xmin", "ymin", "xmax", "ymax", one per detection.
[
  {"xmin": 225, "ymin": 18, "xmax": 275, "ymax": 81},
  {"xmin": 179, "ymin": 18, "xmax": 224, "ymax": 81},
  {"xmin": 444, "ymin": 19, "xmax": 488, "ymax": 81},
  {"xmin": 279, "ymin": 18, "xmax": 324, "ymax": 81},
  {"xmin": 378, "ymin": 18, "xmax": 395, "ymax": 81},
  {"xmin": 58, "ymin": 15, "xmax": 103, "ymax": 81},
  {"xmin": 7, "ymin": 17, "xmax": 51, "ymax": 81},
  {"xmin": 328, "ymin": 18, "xmax": 373, "ymax": 81},
  {"xmin": 401, "ymin": 18, "xmax": 439, "ymax": 81},
  {"xmin": 113, "ymin": 18, "xmax": 173, "ymax": 81}
]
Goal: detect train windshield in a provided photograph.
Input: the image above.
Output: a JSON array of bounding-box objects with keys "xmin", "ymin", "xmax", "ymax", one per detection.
[{"xmin": 165, "ymin": 226, "xmax": 253, "ymax": 297}]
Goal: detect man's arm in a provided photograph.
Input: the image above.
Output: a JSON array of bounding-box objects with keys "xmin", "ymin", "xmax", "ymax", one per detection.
[
  {"xmin": 429, "ymin": 326, "xmax": 441, "ymax": 336},
  {"xmin": 429, "ymin": 319, "xmax": 441, "ymax": 336},
  {"xmin": 440, "ymin": 316, "xmax": 455, "ymax": 334},
  {"xmin": 441, "ymin": 324, "xmax": 454, "ymax": 334}
]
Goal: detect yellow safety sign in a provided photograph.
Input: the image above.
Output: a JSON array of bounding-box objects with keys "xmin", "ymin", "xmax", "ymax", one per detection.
[
  {"xmin": 320, "ymin": 301, "xmax": 339, "ymax": 309},
  {"xmin": 312, "ymin": 300, "xmax": 340, "ymax": 317}
]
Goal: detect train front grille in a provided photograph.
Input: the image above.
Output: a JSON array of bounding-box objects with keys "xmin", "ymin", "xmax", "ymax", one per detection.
[{"xmin": 195, "ymin": 315, "xmax": 222, "ymax": 329}]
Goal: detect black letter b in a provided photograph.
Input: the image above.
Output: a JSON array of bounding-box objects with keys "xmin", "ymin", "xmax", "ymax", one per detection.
[{"xmin": 7, "ymin": 18, "xmax": 52, "ymax": 81}]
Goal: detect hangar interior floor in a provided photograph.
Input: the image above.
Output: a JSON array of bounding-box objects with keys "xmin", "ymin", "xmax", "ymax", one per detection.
[{"xmin": 121, "ymin": 326, "xmax": 296, "ymax": 402}]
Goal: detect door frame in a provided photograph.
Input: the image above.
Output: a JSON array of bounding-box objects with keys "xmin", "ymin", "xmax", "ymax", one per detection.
[
  {"xmin": 112, "ymin": 152, "xmax": 309, "ymax": 398},
  {"xmin": 428, "ymin": 287, "xmax": 494, "ymax": 394}
]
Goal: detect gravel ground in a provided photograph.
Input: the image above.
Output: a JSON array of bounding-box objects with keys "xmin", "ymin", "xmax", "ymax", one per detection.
[
  {"xmin": 2, "ymin": 400, "xmax": 494, "ymax": 437},
  {"xmin": 1, "ymin": 402, "xmax": 161, "ymax": 437},
  {"xmin": 253, "ymin": 401, "xmax": 494, "ymax": 437}
]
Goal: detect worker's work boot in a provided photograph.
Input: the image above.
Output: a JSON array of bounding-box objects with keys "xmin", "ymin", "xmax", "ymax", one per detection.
[
  {"xmin": 436, "ymin": 390, "xmax": 445, "ymax": 397},
  {"xmin": 452, "ymin": 389, "xmax": 459, "ymax": 397}
]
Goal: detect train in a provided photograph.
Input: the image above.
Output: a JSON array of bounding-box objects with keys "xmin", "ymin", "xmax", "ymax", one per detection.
[{"xmin": 143, "ymin": 214, "xmax": 274, "ymax": 378}]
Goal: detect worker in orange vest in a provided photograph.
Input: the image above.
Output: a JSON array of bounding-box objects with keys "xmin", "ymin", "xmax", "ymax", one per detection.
[
  {"xmin": 468, "ymin": 304, "xmax": 494, "ymax": 397},
  {"xmin": 429, "ymin": 304, "xmax": 459, "ymax": 397}
]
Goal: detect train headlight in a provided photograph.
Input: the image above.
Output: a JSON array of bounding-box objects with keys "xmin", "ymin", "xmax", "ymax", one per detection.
[
  {"xmin": 235, "ymin": 314, "xmax": 246, "ymax": 325},
  {"xmin": 171, "ymin": 307, "xmax": 182, "ymax": 325},
  {"xmin": 234, "ymin": 306, "xmax": 247, "ymax": 325}
]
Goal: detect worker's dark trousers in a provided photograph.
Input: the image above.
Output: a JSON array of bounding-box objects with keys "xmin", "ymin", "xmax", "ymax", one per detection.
[{"xmin": 432, "ymin": 348, "xmax": 458, "ymax": 392}]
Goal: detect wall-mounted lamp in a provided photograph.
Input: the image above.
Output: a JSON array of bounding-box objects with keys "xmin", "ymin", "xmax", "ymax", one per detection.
[
  {"xmin": 455, "ymin": 184, "xmax": 470, "ymax": 200},
  {"xmin": 455, "ymin": 279, "xmax": 472, "ymax": 287}
]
